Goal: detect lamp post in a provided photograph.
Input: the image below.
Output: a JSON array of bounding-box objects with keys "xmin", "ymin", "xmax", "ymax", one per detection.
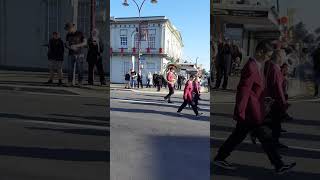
[{"xmin": 122, "ymin": 0, "xmax": 158, "ymax": 74}]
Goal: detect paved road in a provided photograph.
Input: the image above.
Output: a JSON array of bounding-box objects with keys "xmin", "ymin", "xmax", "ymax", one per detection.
[
  {"xmin": 111, "ymin": 89, "xmax": 210, "ymax": 180},
  {"xmin": 211, "ymin": 91, "xmax": 320, "ymax": 180},
  {"xmin": 0, "ymin": 87, "xmax": 108, "ymax": 180}
]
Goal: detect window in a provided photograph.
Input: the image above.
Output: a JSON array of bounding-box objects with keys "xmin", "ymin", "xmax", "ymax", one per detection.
[
  {"xmin": 120, "ymin": 29, "xmax": 127, "ymax": 48},
  {"xmin": 134, "ymin": 33, "xmax": 140, "ymax": 48},
  {"xmin": 46, "ymin": 0, "xmax": 61, "ymax": 41},
  {"xmin": 148, "ymin": 29, "xmax": 156, "ymax": 49},
  {"xmin": 78, "ymin": 0, "xmax": 90, "ymax": 37}
]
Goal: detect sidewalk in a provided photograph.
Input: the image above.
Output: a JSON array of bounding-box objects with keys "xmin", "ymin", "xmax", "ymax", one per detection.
[
  {"xmin": 110, "ymin": 83, "xmax": 210, "ymax": 95},
  {"xmin": 0, "ymin": 70, "xmax": 109, "ymax": 95}
]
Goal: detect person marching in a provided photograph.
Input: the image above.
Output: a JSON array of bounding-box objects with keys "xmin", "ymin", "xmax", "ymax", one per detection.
[
  {"xmin": 264, "ymin": 49, "xmax": 290, "ymax": 149},
  {"xmin": 213, "ymin": 40, "xmax": 296, "ymax": 174},
  {"xmin": 193, "ymin": 76, "xmax": 201, "ymax": 109},
  {"xmin": 177, "ymin": 75, "xmax": 201, "ymax": 117},
  {"xmin": 164, "ymin": 67, "xmax": 175, "ymax": 103}
]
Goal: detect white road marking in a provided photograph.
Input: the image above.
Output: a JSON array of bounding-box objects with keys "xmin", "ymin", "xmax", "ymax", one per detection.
[
  {"xmin": 211, "ymin": 136, "xmax": 320, "ymax": 152},
  {"xmin": 111, "ymin": 98, "xmax": 210, "ymax": 110}
]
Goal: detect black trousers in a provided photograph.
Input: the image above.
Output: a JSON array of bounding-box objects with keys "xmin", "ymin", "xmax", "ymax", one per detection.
[
  {"xmin": 164, "ymin": 85, "xmax": 174, "ymax": 102},
  {"xmin": 315, "ymin": 83, "xmax": 319, "ymax": 96},
  {"xmin": 137, "ymin": 79, "xmax": 143, "ymax": 88},
  {"xmin": 157, "ymin": 84, "xmax": 161, "ymax": 91},
  {"xmin": 88, "ymin": 59, "xmax": 105, "ymax": 84},
  {"xmin": 215, "ymin": 122, "xmax": 284, "ymax": 169},
  {"xmin": 215, "ymin": 63, "xmax": 229, "ymax": 89},
  {"xmin": 177, "ymin": 99, "xmax": 198, "ymax": 116},
  {"xmin": 194, "ymin": 94, "xmax": 200, "ymax": 107},
  {"xmin": 178, "ymin": 83, "xmax": 182, "ymax": 90},
  {"xmin": 269, "ymin": 110, "xmax": 284, "ymax": 143}
]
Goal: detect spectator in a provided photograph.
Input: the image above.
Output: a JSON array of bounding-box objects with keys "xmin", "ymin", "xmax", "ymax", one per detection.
[
  {"xmin": 45, "ymin": 32, "xmax": 64, "ymax": 85},
  {"xmin": 125, "ymin": 71, "xmax": 131, "ymax": 89},
  {"xmin": 64, "ymin": 22, "xmax": 87, "ymax": 86},
  {"xmin": 87, "ymin": 28, "xmax": 106, "ymax": 86}
]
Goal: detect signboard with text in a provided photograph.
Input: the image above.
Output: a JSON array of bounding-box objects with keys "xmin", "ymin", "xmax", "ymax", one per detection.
[{"xmin": 214, "ymin": 9, "xmax": 269, "ymax": 17}]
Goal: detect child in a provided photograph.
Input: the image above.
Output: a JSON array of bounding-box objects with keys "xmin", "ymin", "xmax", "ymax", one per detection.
[{"xmin": 46, "ymin": 32, "xmax": 64, "ymax": 85}]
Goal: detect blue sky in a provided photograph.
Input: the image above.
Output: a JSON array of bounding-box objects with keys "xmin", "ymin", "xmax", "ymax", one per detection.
[{"xmin": 110, "ymin": 0, "xmax": 210, "ymax": 71}]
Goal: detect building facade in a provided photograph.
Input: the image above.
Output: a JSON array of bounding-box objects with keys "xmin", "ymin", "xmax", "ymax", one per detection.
[
  {"xmin": 109, "ymin": 16, "xmax": 183, "ymax": 84},
  {"xmin": 211, "ymin": 0, "xmax": 281, "ymax": 64},
  {"xmin": 0, "ymin": 0, "xmax": 109, "ymax": 74}
]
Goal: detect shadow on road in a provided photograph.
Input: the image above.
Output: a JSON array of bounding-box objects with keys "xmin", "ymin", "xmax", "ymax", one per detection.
[
  {"xmin": 49, "ymin": 114, "xmax": 108, "ymax": 122},
  {"xmin": 211, "ymin": 138, "xmax": 320, "ymax": 161},
  {"xmin": 0, "ymin": 145, "xmax": 109, "ymax": 162},
  {"xmin": 111, "ymin": 107, "xmax": 209, "ymax": 121},
  {"xmin": 212, "ymin": 163, "xmax": 320, "ymax": 180},
  {"xmin": 25, "ymin": 127, "xmax": 109, "ymax": 137},
  {"xmin": 211, "ymin": 124, "xmax": 320, "ymax": 142},
  {"xmin": 0, "ymin": 113, "xmax": 108, "ymax": 127},
  {"xmin": 149, "ymin": 135, "xmax": 210, "ymax": 180}
]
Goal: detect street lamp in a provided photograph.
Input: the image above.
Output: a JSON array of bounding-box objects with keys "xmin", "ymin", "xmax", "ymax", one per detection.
[{"xmin": 122, "ymin": 0, "xmax": 158, "ymax": 74}]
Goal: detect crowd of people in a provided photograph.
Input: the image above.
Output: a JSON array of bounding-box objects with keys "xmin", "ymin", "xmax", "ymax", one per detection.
[
  {"xmin": 45, "ymin": 22, "xmax": 106, "ymax": 86},
  {"xmin": 213, "ymin": 40, "xmax": 297, "ymax": 174},
  {"xmin": 124, "ymin": 70, "xmax": 190, "ymax": 91},
  {"xmin": 211, "ymin": 38, "xmax": 243, "ymax": 90}
]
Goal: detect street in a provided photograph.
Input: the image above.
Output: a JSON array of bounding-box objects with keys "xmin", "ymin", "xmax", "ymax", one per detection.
[
  {"xmin": 0, "ymin": 85, "xmax": 108, "ymax": 180},
  {"xmin": 110, "ymin": 89, "xmax": 210, "ymax": 180},
  {"xmin": 211, "ymin": 91, "xmax": 320, "ymax": 180}
]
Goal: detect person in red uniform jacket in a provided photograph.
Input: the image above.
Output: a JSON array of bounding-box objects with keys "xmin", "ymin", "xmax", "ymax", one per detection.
[
  {"xmin": 193, "ymin": 76, "xmax": 201, "ymax": 108},
  {"xmin": 177, "ymin": 75, "xmax": 200, "ymax": 116},
  {"xmin": 264, "ymin": 50, "xmax": 290, "ymax": 148},
  {"xmin": 164, "ymin": 68, "xmax": 175, "ymax": 103},
  {"xmin": 214, "ymin": 40, "xmax": 296, "ymax": 174}
]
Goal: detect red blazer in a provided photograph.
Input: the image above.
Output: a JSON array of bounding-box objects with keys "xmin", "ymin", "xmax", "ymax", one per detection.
[
  {"xmin": 193, "ymin": 81, "xmax": 200, "ymax": 94},
  {"xmin": 234, "ymin": 58, "xmax": 265, "ymax": 125},
  {"xmin": 264, "ymin": 61, "xmax": 288, "ymax": 112},
  {"xmin": 167, "ymin": 72, "xmax": 175, "ymax": 86},
  {"xmin": 183, "ymin": 80, "xmax": 194, "ymax": 101}
]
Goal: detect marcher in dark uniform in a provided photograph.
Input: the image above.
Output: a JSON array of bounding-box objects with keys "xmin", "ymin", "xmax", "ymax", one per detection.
[
  {"xmin": 87, "ymin": 29, "xmax": 106, "ymax": 85},
  {"xmin": 213, "ymin": 40, "xmax": 296, "ymax": 174},
  {"xmin": 193, "ymin": 76, "xmax": 201, "ymax": 108},
  {"xmin": 153, "ymin": 72, "xmax": 157, "ymax": 88},
  {"xmin": 177, "ymin": 75, "xmax": 183, "ymax": 90}
]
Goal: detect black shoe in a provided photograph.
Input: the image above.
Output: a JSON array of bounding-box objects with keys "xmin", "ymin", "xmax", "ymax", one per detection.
[
  {"xmin": 45, "ymin": 80, "xmax": 53, "ymax": 84},
  {"xmin": 280, "ymin": 129, "xmax": 287, "ymax": 133},
  {"xmin": 250, "ymin": 134, "xmax": 257, "ymax": 144},
  {"xmin": 213, "ymin": 160, "xmax": 237, "ymax": 170},
  {"xmin": 58, "ymin": 80, "xmax": 63, "ymax": 86},
  {"xmin": 196, "ymin": 112, "xmax": 203, "ymax": 117},
  {"xmin": 276, "ymin": 162, "xmax": 296, "ymax": 174},
  {"xmin": 168, "ymin": 101, "xmax": 174, "ymax": 104}
]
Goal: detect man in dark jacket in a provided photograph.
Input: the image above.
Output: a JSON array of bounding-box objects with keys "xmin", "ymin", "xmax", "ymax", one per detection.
[
  {"xmin": 312, "ymin": 44, "xmax": 320, "ymax": 97},
  {"xmin": 87, "ymin": 29, "xmax": 106, "ymax": 86},
  {"xmin": 46, "ymin": 32, "xmax": 64, "ymax": 85}
]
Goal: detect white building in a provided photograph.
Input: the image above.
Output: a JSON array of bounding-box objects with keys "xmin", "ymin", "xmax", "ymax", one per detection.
[{"xmin": 109, "ymin": 16, "xmax": 183, "ymax": 84}]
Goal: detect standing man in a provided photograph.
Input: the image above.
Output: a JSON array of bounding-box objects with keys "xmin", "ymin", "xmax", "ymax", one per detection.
[
  {"xmin": 312, "ymin": 43, "xmax": 320, "ymax": 97},
  {"xmin": 164, "ymin": 68, "xmax": 176, "ymax": 103},
  {"xmin": 87, "ymin": 28, "xmax": 106, "ymax": 86},
  {"xmin": 214, "ymin": 38, "xmax": 227, "ymax": 89},
  {"xmin": 64, "ymin": 22, "xmax": 87, "ymax": 86},
  {"xmin": 213, "ymin": 40, "xmax": 296, "ymax": 174},
  {"xmin": 177, "ymin": 74, "xmax": 183, "ymax": 90}
]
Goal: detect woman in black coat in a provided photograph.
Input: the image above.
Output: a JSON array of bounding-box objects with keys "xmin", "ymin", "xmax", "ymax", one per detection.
[{"xmin": 87, "ymin": 29, "xmax": 106, "ymax": 85}]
